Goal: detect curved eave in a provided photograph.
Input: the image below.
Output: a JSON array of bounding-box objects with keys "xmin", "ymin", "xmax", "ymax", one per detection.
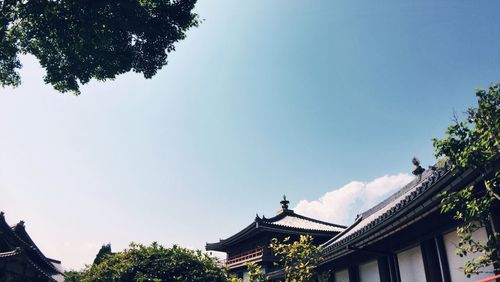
[{"xmin": 206, "ymin": 221, "xmax": 259, "ymax": 251}]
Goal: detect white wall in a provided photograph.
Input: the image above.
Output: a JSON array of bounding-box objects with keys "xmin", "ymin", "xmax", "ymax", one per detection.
[
  {"xmin": 443, "ymin": 227, "xmax": 495, "ymax": 282},
  {"xmin": 397, "ymin": 246, "xmax": 426, "ymax": 282},
  {"xmin": 242, "ymin": 270, "xmax": 248, "ymax": 282},
  {"xmin": 359, "ymin": 260, "xmax": 380, "ymax": 282},
  {"xmin": 334, "ymin": 269, "xmax": 349, "ymax": 282}
]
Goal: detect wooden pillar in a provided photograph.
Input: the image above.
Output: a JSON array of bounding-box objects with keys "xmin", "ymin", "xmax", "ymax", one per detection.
[
  {"xmin": 328, "ymin": 270, "xmax": 334, "ymax": 282},
  {"xmin": 421, "ymin": 238, "xmax": 442, "ymax": 282},
  {"xmin": 378, "ymin": 255, "xmax": 403, "ymax": 282},
  {"xmin": 348, "ymin": 265, "xmax": 359, "ymax": 282},
  {"xmin": 388, "ymin": 254, "xmax": 401, "ymax": 282},
  {"xmin": 435, "ymin": 235, "xmax": 451, "ymax": 282},
  {"xmin": 378, "ymin": 257, "xmax": 390, "ymax": 282}
]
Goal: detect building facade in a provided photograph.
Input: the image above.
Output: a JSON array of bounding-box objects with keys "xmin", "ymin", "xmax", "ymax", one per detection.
[
  {"xmin": 267, "ymin": 163, "xmax": 500, "ymax": 282},
  {"xmin": 206, "ymin": 196, "xmax": 346, "ymax": 279}
]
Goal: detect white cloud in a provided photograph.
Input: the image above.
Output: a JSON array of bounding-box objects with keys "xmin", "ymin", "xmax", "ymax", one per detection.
[{"xmin": 294, "ymin": 173, "xmax": 414, "ymax": 226}]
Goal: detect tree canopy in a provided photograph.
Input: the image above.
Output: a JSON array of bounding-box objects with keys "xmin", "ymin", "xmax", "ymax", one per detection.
[
  {"xmin": 0, "ymin": 0, "xmax": 199, "ymax": 94},
  {"xmin": 269, "ymin": 235, "xmax": 324, "ymax": 282},
  {"xmin": 92, "ymin": 243, "xmax": 112, "ymax": 266},
  {"xmin": 79, "ymin": 242, "xmax": 226, "ymax": 282},
  {"xmin": 433, "ymin": 83, "xmax": 500, "ymax": 276},
  {"xmin": 246, "ymin": 262, "xmax": 266, "ymax": 282}
]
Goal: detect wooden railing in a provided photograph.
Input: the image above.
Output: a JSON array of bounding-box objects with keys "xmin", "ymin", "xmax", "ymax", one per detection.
[{"xmin": 225, "ymin": 247, "xmax": 264, "ymax": 269}]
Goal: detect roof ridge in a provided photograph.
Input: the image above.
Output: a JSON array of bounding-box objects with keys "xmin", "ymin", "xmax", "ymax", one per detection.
[
  {"xmin": 284, "ymin": 212, "xmax": 347, "ymax": 229},
  {"xmin": 262, "ymin": 209, "xmax": 346, "ymax": 229},
  {"xmin": 321, "ymin": 216, "xmax": 363, "ymax": 250},
  {"xmin": 359, "ymin": 167, "xmax": 435, "ymax": 219}
]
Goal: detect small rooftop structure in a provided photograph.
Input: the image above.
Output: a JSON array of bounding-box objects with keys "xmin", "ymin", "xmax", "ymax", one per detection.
[
  {"xmin": 206, "ymin": 197, "xmax": 346, "ymax": 277},
  {"xmin": 207, "ymin": 196, "xmax": 345, "ymax": 252}
]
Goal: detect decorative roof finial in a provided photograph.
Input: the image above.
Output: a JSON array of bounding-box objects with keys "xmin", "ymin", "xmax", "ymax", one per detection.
[
  {"xmin": 412, "ymin": 157, "xmax": 425, "ymax": 176},
  {"xmin": 280, "ymin": 195, "xmax": 289, "ymax": 210}
]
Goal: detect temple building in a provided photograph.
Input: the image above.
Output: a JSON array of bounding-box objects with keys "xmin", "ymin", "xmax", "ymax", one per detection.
[
  {"xmin": 0, "ymin": 212, "xmax": 64, "ymax": 282},
  {"xmin": 267, "ymin": 162, "xmax": 500, "ymax": 282},
  {"xmin": 206, "ymin": 196, "xmax": 346, "ymax": 279}
]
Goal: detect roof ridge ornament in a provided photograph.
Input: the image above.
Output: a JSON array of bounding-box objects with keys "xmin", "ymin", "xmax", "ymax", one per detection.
[
  {"xmin": 255, "ymin": 214, "xmax": 263, "ymax": 223},
  {"xmin": 412, "ymin": 157, "xmax": 425, "ymax": 176},
  {"xmin": 280, "ymin": 195, "xmax": 289, "ymax": 210}
]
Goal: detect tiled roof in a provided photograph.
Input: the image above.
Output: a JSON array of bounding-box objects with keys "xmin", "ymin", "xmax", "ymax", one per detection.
[
  {"xmin": 11, "ymin": 220, "xmax": 63, "ymax": 274},
  {"xmin": 206, "ymin": 208, "xmax": 346, "ymax": 251},
  {"xmin": 323, "ymin": 165, "xmax": 450, "ymax": 254},
  {"xmin": 0, "ymin": 212, "xmax": 65, "ymax": 281},
  {"xmin": 262, "ymin": 211, "xmax": 346, "ymax": 232}
]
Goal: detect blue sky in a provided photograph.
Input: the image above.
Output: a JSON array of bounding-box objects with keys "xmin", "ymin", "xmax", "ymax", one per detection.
[{"xmin": 0, "ymin": 0, "xmax": 499, "ymax": 269}]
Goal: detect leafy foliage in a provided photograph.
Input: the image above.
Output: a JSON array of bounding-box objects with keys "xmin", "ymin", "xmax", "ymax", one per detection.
[
  {"xmin": 0, "ymin": 0, "xmax": 199, "ymax": 94},
  {"xmin": 246, "ymin": 261, "xmax": 266, "ymax": 282},
  {"xmin": 433, "ymin": 83, "xmax": 500, "ymax": 276},
  {"xmin": 225, "ymin": 262, "xmax": 266, "ymax": 282},
  {"xmin": 269, "ymin": 235, "xmax": 323, "ymax": 282},
  {"xmin": 226, "ymin": 275, "xmax": 244, "ymax": 282},
  {"xmin": 64, "ymin": 270, "xmax": 85, "ymax": 282},
  {"xmin": 79, "ymin": 242, "xmax": 226, "ymax": 282},
  {"xmin": 315, "ymin": 271, "xmax": 330, "ymax": 282},
  {"xmin": 93, "ymin": 243, "xmax": 112, "ymax": 266}
]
